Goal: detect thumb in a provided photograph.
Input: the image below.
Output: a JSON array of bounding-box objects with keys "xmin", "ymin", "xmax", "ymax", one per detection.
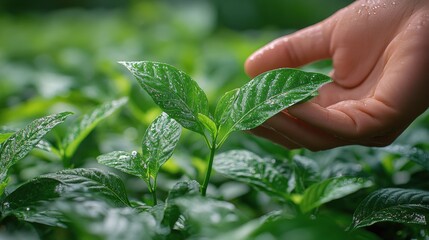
[{"xmin": 245, "ymin": 19, "xmax": 335, "ymax": 78}]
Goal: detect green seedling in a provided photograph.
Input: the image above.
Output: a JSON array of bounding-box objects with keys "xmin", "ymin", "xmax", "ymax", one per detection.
[{"xmin": 120, "ymin": 61, "xmax": 331, "ymax": 196}]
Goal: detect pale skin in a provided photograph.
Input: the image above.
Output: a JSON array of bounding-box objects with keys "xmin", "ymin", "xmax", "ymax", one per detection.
[{"xmin": 245, "ymin": 0, "xmax": 429, "ymax": 151}]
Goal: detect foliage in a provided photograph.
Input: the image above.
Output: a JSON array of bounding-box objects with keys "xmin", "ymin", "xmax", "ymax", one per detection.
[{"xmin": 1, "ymin": 3, "xmax": 429, "ymax": 239}]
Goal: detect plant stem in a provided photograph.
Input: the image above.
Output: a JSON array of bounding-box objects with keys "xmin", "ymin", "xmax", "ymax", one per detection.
[
  {"xmin": 151, "ymin": 188, "xmax": 157, "ymax": 205},
  {"xmin": 201, "ymin": 138, "xmax": 217, "ymax": 196},
  {"xmin": 147, "ymin": 178, "xmax": 157, "ymax": 205}
]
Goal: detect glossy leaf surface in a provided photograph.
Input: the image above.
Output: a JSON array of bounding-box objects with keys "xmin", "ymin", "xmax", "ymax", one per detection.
[
  {"xmin": 142, "ymin": 112, "xmax": 182, "ymax": 179},
  {"xmin": 120, "ymin": 61, "xmax": 209, "ymax": 134},
  {"xmin": 1, "ymin": 168, "xmax": 130, "ymax": 226},
  {"xmin": 0, "ymin": 112, "xmax": 72, "ymax": 194},
  {"xmin": 300, "ymin": 177, "xmax": 373, "ymax": 213},
  {"xmin": 216, "ymin": 68, "xmax": 331, "ymax": 142},
  {"xmin": 97, "ymin": 151, "xmax": 146, "ymax": 181},
  {"xmin": 350, "ymin": 188, "xmax": 429, "ymax": 229},
  {"xmin": 214, "ymin": 150, "xmax": 293, "ymax": 200}
]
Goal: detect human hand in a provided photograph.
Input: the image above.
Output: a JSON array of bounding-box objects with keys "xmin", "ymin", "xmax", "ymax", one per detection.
[{"xmin": 245, "ymin": 0, "xmax": 429, "ymax": 151}]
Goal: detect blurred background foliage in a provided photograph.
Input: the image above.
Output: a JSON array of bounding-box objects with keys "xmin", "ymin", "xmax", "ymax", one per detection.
[{"xmin": 2, "ymin": 0, "xmax": 429, "ymax": 239}]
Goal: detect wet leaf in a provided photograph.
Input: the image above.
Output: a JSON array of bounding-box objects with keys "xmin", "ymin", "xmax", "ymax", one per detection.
[
  {"xmin": 0, "ymin": 112, "xmax": 72, "ymax": 195},
  {"xmin": 213, "ymin": 150, "xmax": 293, "ymax": 200},
  {"xmin": 1, "ymin": 168, "xmax": 130, "ymax": 226},
  {"xmin": 97, "ymin": 151, "xmax": 147, "ymax": 182},
  {"xmin": 216, "ymin": 68, "xmax": 331, "ymax": 143},
  {"xmin": 120, "ymin": 61, "xmax": 209, "ymax": 134},
  {"xmin": 350, "ymin": 188, "xmax": 429, "ymax": 230},
  {"xmin": 214, "ymin": 88, "xmax": 239, "ymax": 127},
  {"xmin": 142, "ymin": 112, "xmax": 182, "ymax": 180},
  {"xmin": 300, "ymin": 177, "xmax": 373, "ymax": 213},
  {"xmin": 62, "ymin": 97, "xmax": 127, "ymax": 159}
]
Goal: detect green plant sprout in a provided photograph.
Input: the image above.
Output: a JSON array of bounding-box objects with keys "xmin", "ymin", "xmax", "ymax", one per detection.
[{"xmin": 119, "ymin": 61, "xmax": 331, "ymax": 196}]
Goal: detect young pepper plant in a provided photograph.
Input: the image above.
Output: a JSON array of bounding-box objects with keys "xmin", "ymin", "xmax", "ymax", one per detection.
[{"xmin": 120, "ymin": 61, "xmax": 331, "ymax": 196}]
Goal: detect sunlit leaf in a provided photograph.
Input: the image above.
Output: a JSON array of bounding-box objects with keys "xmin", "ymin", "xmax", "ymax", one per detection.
[
  {"xmin": 300, "ymin": 177, "xmax": 373, "ymax": 213},
  {"xmin": 0, "ymin": 112, "xmax": 72, "ymax": 195},
  {"xmin": 62, "ymin": 97, "xmax": 127, "ymax": 159},
  {"xmin": 1, "ymin": 168, "xmax": 130, "ymax": 226},
  {"xmin": 216, "ymin": 68, "xmax": 331, "ymax": 142},
  {"xmin": 120, "ymin": 61, "xmax": 209, "ymax": 134},
  {"xmin": 214, "ymin": 150, "xmax": 293, "ymax": 200},
  {"xmin": 350, "ymin": 188, "xmax": 429, "ymax": 230}
]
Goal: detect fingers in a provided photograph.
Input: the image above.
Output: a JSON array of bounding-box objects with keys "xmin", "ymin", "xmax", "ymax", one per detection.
[
  {"xmin": 253, "ymin": 111, "xmax": 348, "ymax": 151},
  {"xmin": 249, "ymin": 126, "xmax": 301, "ymax": 149},
  {"xmin": 287, "ymin": 98, "xmax": 399, "ymax": 140},
  {"xmin": 245, "ymin": 20, "xmax": 334, "ymax": 77}
]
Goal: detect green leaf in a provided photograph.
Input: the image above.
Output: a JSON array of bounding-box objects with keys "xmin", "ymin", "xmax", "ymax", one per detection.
[
  {"xmin": 198, "ymin": 113, "xmax": 217, "ymax": 138},
  {"xmin": 350, "ymin": 188, "xmax": 429, "ymax": 230},
  {"xmin": 162, "ymin": 180, "xmax": 200, "ymax": 229},
  {"xmin": 0, "ymin": 112, "xmax": 72, "ymax": 194},
  {"xmin": 174, "ymin": 196, "xmax": 243, "ymax": 236},
  {"xmin": 97, "ymin": 151, "xmax": 147, "ymax": 181},
  {"xmin": 292, "ymin": 155, "xmax": 321, "ymax": 193},
  {"xmin": 0, "ymin": 132, "xmax": 13, "ymax": 144},
  {"xmin": 1, "ymin": 168, "xmax": 130, "ymax": 226},
  {"xmin": 217, "ymin": 68, "xmax": 331, "ymax": 142},
  {"xmin": 216, "ymin": 215, "xmax": 378, "ymax": 240},
  {"xmin": 381, "ymin": 145, "xmax": 429, "ymax": 170},
  {"xmin": 300, "ymin": 177, "xmax": 373, "ymax": 213},
  {"xmin": 62, "ymin": 97, "xmax": 127, "ymax": 159},
  {"xmin": 120, "ymin": 61, "xmax": 209, "ymax": 134},
  {"xmin": 142, "ymin": 112, "xmax": 182, "ymax": 180},
  {"xmin": 213, "ymin": 150, "xmax": 294, "ymax": 200},
  {"xmin": 214, "ymin": 88, "xmax": 239, "ymax": 126},
  {"xmin": 57, "ymin": 200, "xmax": 158, "ymax": 240}
]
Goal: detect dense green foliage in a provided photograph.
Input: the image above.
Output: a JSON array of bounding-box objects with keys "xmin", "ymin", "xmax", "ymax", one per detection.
[{"xmin": 1, "ymin": 1, "xmax": 429, "ymax": 239}]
